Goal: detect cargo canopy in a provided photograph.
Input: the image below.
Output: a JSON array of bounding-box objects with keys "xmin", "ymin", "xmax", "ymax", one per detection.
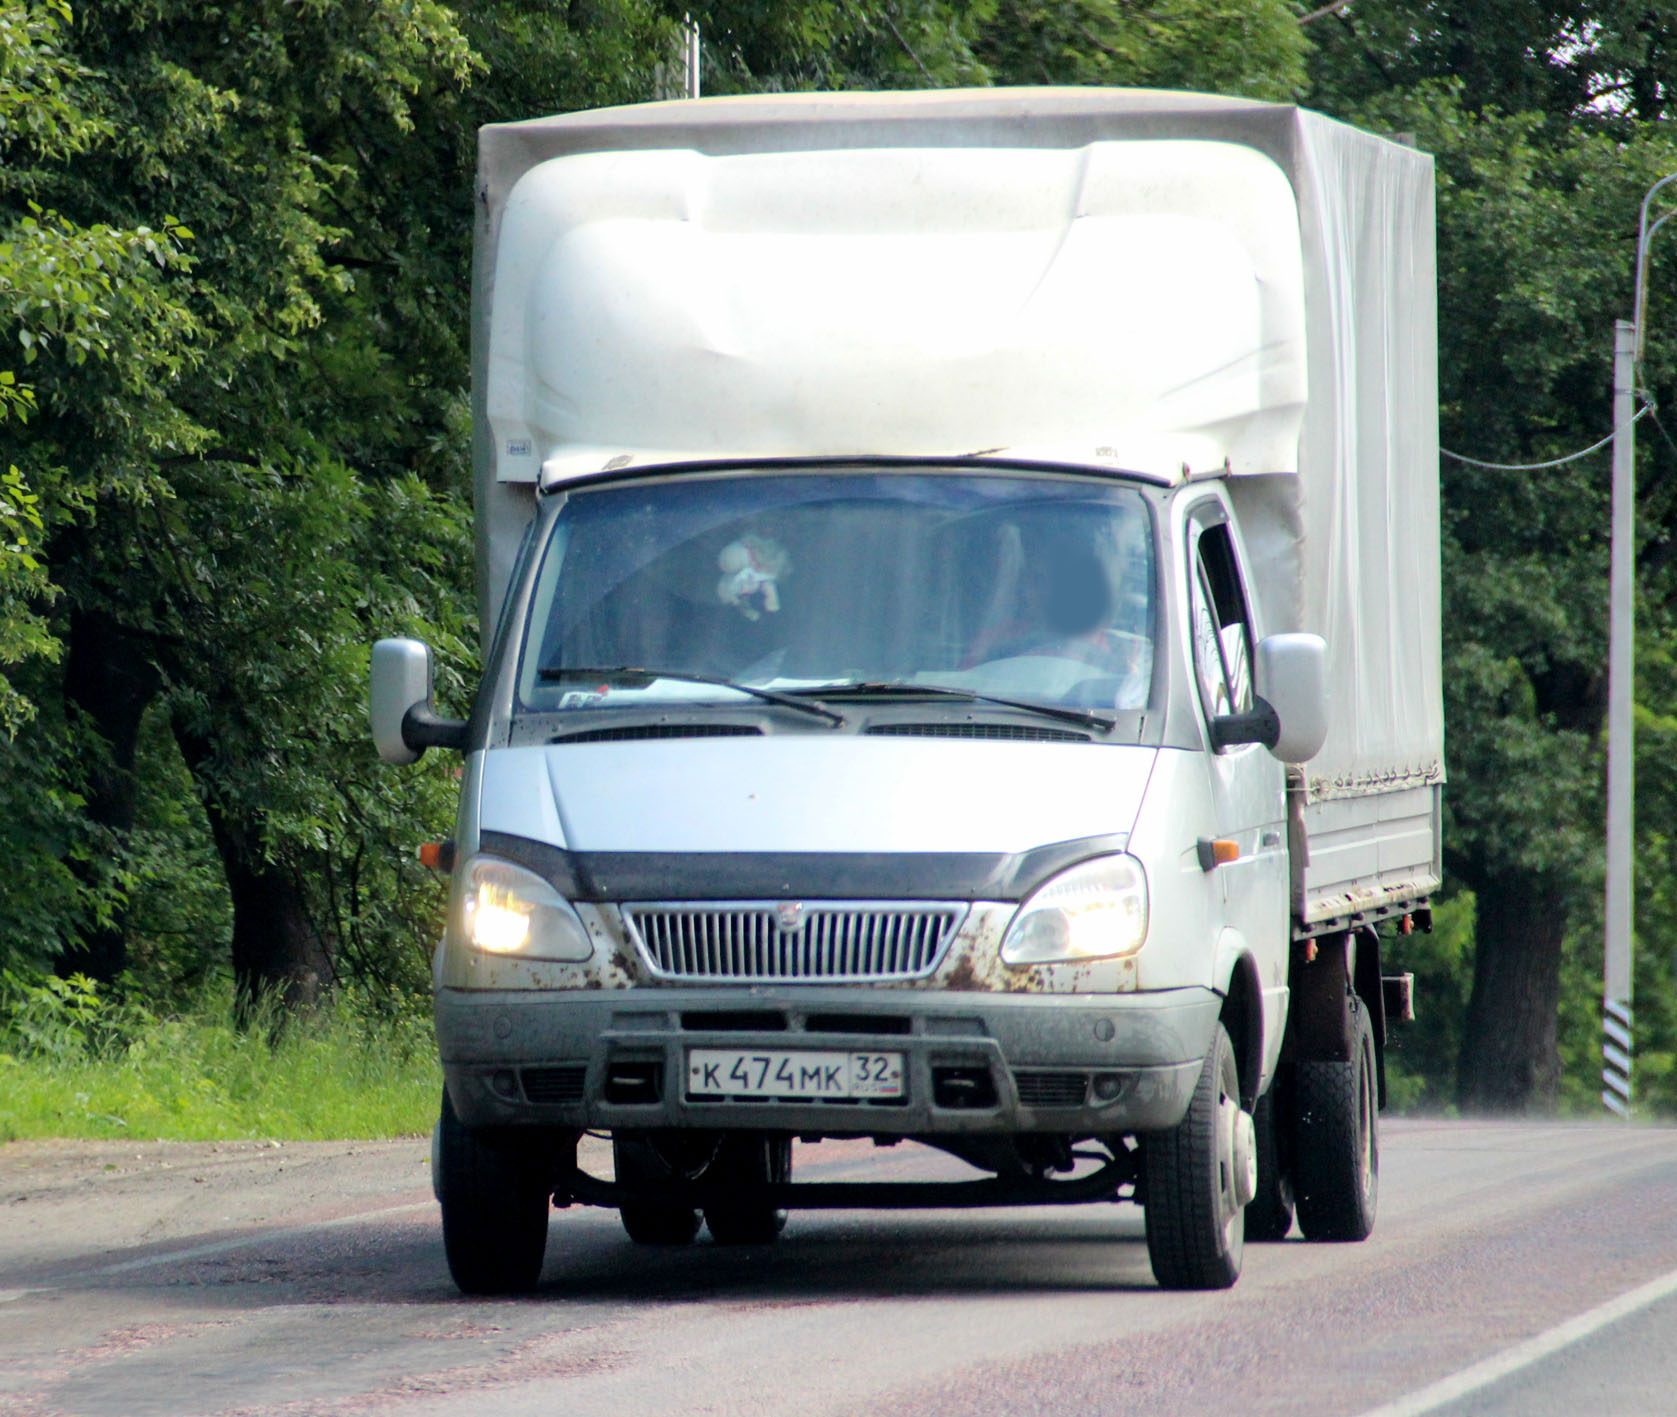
[
  {"xmin": 485, "ymin": 139, "xmax": 1306, "ymax": 484},
  {"xmin": 473, "ymin": 89, "xmax": 1441, "ymax": 804}
]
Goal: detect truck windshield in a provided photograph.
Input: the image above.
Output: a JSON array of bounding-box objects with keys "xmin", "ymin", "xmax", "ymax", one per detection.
[{"xmin": 516, "ymin": 471, "xmax": 1155, "ymax": 717}]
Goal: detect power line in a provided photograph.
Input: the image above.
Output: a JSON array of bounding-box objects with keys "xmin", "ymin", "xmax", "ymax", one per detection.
[
  {"xmin": 1441, "ymin": 404, "xmax": 1652, "ymax": 470},
  {"xmin": 1296, "ymin": 1, "xmax": 1354, "ymax": 24}
]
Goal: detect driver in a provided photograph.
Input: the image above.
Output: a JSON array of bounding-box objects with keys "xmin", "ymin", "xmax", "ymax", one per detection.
[{"xmin": 967, "ymin": 523, "xmax": 1151, "ymax": 710}]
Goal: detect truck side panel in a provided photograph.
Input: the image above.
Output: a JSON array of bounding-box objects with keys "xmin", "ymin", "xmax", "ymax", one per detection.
[{"xmin": 1294, "ymin": 784, "xmax": 1442, "ymax": 930}]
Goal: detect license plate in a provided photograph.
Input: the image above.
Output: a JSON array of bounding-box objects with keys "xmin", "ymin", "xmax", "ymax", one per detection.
[{"xmin": 687, "ymin": 1049, "xmax": 905, "ymax": 1100}]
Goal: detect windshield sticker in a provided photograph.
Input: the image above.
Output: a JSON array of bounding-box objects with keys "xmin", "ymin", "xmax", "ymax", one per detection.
[{"xmin": 558, "ymin": 687, "xmax": 610, "ymax": 710}]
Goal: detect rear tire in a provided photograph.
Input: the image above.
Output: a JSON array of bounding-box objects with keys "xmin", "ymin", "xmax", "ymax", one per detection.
[
  {"xmin": 1245, "ymin": 1077, "xmax": 1295, "ymax": 1241},
  {"xmin": 1144, "ymin": 1022, "xmax": 1246, "ymax": 1290},
  {"xmin": 1293, "ymin": 997, "xmax": 1379, "ymax": 1241},
  {"xmin": 614, "ymin": 1133, "xmax": 703, "ymax": 1246},
  {"xmin": 436, "ymin": 1089, "xmax": 549, "ymax": 1295},
  {"xmin": 703, "ymin": 1133, "xmax": 792, "ymax": 1245}
]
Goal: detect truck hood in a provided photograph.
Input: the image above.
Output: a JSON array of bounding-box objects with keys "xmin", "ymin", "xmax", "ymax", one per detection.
[{"xmin": 473, "ymin": 737, "xmax": 1157, "ymax": 855}]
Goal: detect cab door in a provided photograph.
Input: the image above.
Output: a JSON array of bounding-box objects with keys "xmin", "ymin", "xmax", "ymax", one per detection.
[{"xmin": 1184, "ymin": 501, "xmax": 1290, "ymax": 1056}]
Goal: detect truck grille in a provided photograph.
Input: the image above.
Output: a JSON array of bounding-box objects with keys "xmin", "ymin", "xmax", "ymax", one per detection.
[{"xmin": 624, "ymin": 902, "xmax": 964, "ymax": 982}]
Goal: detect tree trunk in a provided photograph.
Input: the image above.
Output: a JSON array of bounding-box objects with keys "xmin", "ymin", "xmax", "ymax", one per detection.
[
  {"xmin": 55, "ymin": 605, "xmax": 160, "ymax": 983},
  {"xmin": 211, "ymin": 810, "xmax": 332, "ymax": 1024},
  {"xmin": 1456, "ymin": 877, "xmax": 1568, "ymax": 1113},
  {"xmin": 173, "ymin": 718, "xmax": 332, "ymax": 1024}
]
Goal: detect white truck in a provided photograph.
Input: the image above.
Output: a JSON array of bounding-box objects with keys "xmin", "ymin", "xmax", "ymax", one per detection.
[{"xmin": 371, "ymin": 87, "xmax": 1442, "ymax": 1293}]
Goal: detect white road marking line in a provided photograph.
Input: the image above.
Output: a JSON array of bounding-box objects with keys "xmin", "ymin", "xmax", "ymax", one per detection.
[
  {"xmin": 22, "ymin": 1200, "xmax": 435, "ymax": 1290},
  {"xmin": 1355, "ymin": 1264, "xmax": 1677, "ymax": 1417}
]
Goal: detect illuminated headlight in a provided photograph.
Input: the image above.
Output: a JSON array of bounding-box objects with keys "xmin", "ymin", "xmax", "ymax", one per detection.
[
  {"xmin": 1000, "ymin": 854, "xmax": 1149, "ymax": 967},
  {"xmin": 459, "ymin": 857, "xmax": 593, "ymax": 961}
]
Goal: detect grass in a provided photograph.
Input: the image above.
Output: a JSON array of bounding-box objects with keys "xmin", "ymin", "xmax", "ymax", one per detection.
[{"xmin": 0, "ymin": 974, "xmax": 440, "ymax": 1143}]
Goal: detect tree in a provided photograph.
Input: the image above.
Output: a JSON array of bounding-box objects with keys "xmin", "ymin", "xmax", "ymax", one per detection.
[
  {"xmin": 0, "ymin": 1, "xmax": 482, "ymax": 1011},
  {"xmin": 23, "ymin": 0, "xmax": 1646, "ymax": 1064},
  {"xmin": 1304, "ymin": 1, "xmax": 1677, "ymax": 125},
  {"xmin": 0, "ymin": 0, "xmax": 194, "ymax": 733},
  {"xmin": 1, "ymin": 0, "xmax": 210, "ymax": 977},
  {"xmin": 3, "ymin": 0, "xmax": 1004, "ymax": 1013},
  {"xmin": 975, "ymin": 0, "xmax": 1306, "ymax": 97},
  {"xmin": 1306, "ymin": 6, "xmax": 1677, "ymax": 1110},
  {"xmin": 685, "ymin": 0, "xmax": 990, "ymax": 89}
]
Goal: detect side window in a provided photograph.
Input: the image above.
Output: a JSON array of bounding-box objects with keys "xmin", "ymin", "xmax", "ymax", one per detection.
[{"xmin": 1188, "ymin": 521, "xmax": 1255, "ymax": 727}]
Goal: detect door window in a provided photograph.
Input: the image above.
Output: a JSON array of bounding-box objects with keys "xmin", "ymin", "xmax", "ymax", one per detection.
[{"xmin": 1189, "ymin": 520, "xmax": 1255, "ymax": 729}]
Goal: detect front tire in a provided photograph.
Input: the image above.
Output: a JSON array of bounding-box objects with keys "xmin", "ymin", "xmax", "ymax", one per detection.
[
  {"xmin": 1292, "ymin": 996, "xmax": 1379, "ymax": 1241},
  {"xmin": 436, "ymin": 1089, "xmax": 550, "ymax": 1295},
  {"xmin": 1144, "ymin": 1022, "xmax": 1247, "ymax": 1290}
]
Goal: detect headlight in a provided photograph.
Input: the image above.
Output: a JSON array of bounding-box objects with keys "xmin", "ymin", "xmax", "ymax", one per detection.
[
  {"xmin": 1000, "ymin": 854, "xmax": 1148, "ymax": 966},
  {"xmin": 459, "ymin": 856, "xmax": 593, "ymax": 961}
]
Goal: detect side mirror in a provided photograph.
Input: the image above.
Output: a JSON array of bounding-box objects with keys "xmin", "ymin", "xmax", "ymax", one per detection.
[
  {"xmin": 1254, "ymin": 632, "xmax": 1328, "ymax": 763},
  {"xmin": 370, "ymin": 637, "xmax": 469, "ymax": 765}
]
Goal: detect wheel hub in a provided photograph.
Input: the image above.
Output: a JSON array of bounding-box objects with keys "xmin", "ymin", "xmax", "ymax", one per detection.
[{"xmin": 1220, "ymin": 1094, "xmax": 1258, "ymax": 1209}]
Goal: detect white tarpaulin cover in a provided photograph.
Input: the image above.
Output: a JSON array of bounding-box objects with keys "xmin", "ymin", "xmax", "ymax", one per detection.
[
  {"xmin": 473, "ymin": 89, "xmax": 1442, "ymax": 805},
  {"xmin": 486, "ymin": 140, "xmax": 1306, "ymax": 481}
]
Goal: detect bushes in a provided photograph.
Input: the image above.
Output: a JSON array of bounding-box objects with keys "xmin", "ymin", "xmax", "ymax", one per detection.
[{"xmin": 0, "ymin": 970, "xmax": 438, "ymax": 1142}]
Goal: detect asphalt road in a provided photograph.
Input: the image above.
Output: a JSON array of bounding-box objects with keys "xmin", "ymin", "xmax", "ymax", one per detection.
[{"xmin": 4, "ymin": 1118, "xmax": 1677, "ymax": 1416}]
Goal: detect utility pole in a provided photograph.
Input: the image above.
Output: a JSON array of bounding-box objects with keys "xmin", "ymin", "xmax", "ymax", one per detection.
[
  {"xmin": 655, "ymin": 15, "xmax": 701, "ymax": 101},
  {"xmin": 682, "ymin": 15, "xmax": 701, "ymax": 99},
  {"xmin": 1604, "ymin": 317, "xmax": 1635, "ymax": 1118},
  {"xmin": 1604, "ymin": 173, "xmax": 1677, "ymax": 1117}
]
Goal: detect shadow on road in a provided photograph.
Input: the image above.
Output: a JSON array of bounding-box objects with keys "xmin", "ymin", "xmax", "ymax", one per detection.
[{"xmin": 33, "ymin": 1204, "xmax": 1163, "ymax": 1312}]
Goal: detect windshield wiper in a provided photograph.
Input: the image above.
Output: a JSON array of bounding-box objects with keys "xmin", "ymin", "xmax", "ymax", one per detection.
[
  {"xmin": 536, "ymin": 666, "xmax": 846, "ymax": 727},
  {"xmin": 785, "ymin": 682, "xmax": 1113, "ymax": 733}
]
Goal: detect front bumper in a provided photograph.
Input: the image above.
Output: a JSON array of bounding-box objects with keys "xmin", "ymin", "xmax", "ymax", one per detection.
[{"xmin": 437, "ymin": 984, "xmax": 1221, "ymax": 1137}]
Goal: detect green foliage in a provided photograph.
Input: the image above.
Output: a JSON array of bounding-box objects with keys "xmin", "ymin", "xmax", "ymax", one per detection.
[
  {"xmin": 118, "ymin": 703, "xmax": 232, "ymax": 1002},
  {"xmin": 1383, "ymin": 893, "xmax": 1475, "ymax": 1111},
  {"xmin": 0, "ymin": 0, "xmax": 484, "ymax": 999},
  {"xmin": 1306, "ymin": 10, "xmax": 1677, "ymax": 1110},
  {"xmin": 0, "ymin": 0, "xmax": 197, "ymax": 729},
  {"xmin": 0, "ymin": 459, "xmax": 52, "ymax": 728},
  {"xmin": 974, "ymin": 0, "xmax": 1307, "ymax": 97},
  {"xmin": 681, "ymin": 1, "xmax": 1308, "ymax": 95},
  {"xmin": 0, "ymin": 968, "xmax": 114, "ymax": 1061},
  {"xmin": 1304, "ymin": 0, "xmax": 1677, "ymax": 125},
  {"xmin": 0, "ymin": 0, "xmax": 107, "ymax": 172},
  {"xmin": 688, "ymin": 0, "xmax": 991, "ymax": 91},
  {"xmin": 0, "ymin": 970, "xmax": 437, "ymax": 1141},
  {"xmin": 8, "ymin": 0, "xmax": 1672, "ymax": 1124},
  {"xmin": 0, "ymin": 703, "xmax": 111, "ymax": 971},
  {"xmin": 151, "ymin": 454, "xmax": 470, "ymax": 997}
]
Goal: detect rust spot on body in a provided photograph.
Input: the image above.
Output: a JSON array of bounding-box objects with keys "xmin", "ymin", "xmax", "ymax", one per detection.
[{"xmin": 943, "ymin": 952, "xmax": 983, "ymax": 991}]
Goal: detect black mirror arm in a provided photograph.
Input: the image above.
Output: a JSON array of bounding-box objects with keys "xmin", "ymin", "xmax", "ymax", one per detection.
[
  {"xmin": 402, "ymin": 703, "xmax": 471, "ymax": 753},
  {"xmin": 1209, "ymin": 697, "xmax": 1281, "ymax": 752}
]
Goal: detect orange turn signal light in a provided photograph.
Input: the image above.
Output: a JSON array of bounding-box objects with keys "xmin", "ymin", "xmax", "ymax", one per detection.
[
  {"xmin": 418, "ymin": 841, "xmax": 452, "ymax": 871},
  {"xmin": 1196, "ymin": 837, "xmax": 1241, "ymax": 871}
]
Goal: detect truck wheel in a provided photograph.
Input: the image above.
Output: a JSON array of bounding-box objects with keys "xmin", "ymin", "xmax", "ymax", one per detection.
[
  {"xmin": 703, "ymin": 1133, "xmax": 792, "ymax": 1245},
  {"xmin": 1292, "ymin": 997, "xmax": 1378, "ymax": 1241},
  {"xmin": 614, "ymin": 1133, "xmax": 702, "ymax": 1246},
  {"xmin": 1144, "ymin": 1022, "xmax": 1248, "ymax": 1290},
  {"xmin": 1245, "ymin": 1077, "xmax": 1295, "ymax": 1241},
  {"xmin": 436, "ymin": 1089, "xmax": 550, "ymax": 1295}
]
